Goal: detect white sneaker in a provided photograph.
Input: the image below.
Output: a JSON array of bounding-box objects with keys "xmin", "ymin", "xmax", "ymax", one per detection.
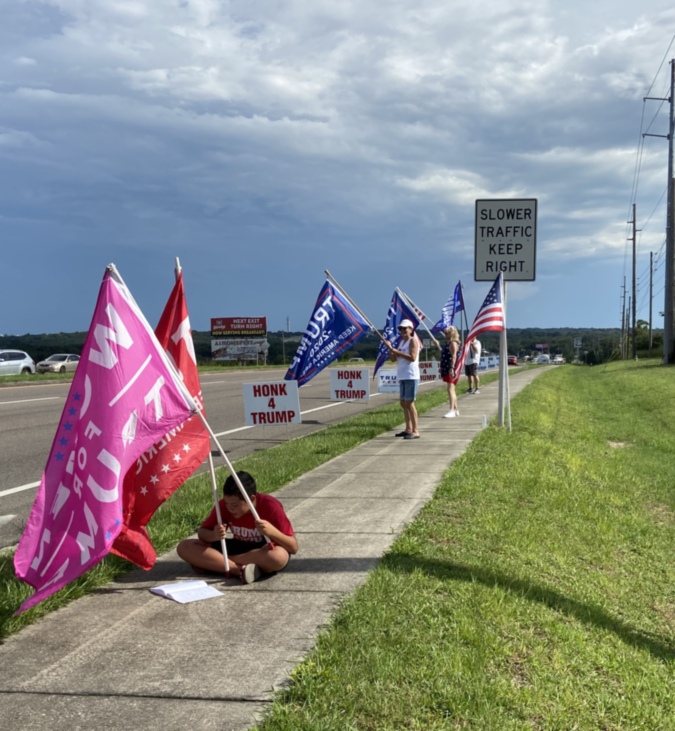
[
  {"xmin": 241, "ymin": 564, "xmax": 262, "ymax": 584},
  {"xmin": 473, "ymin": 388, "xmax": 480, "ymax": 394},
  {"xmin": 443, "ymin": 410, "xmax": 457, "ymax": 418}
]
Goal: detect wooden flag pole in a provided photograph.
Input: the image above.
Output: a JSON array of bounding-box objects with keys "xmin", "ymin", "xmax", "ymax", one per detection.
[{"xmin": 324, "ymin": 269, "xmax": 388, "ymax": 344}]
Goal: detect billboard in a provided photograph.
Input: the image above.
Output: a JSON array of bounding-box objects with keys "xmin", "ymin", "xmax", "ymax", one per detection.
[
  {"xmin": 212, "ymin": 338, "xmax": 269, "ymax": 361},
  {"xmin": 211, "ymin": 317, "xmax": 267, "ymax": 337}
]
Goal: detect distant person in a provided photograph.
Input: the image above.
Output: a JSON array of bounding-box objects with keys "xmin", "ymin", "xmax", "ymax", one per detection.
[
  {"xmin": 439, "ymin": 325, "xmax": 461, "ymax": 418},
  {"xmin": 385, "ymin": 319, "xmax": 420, "ymax": 439},
  {"xmin": 465, "ymin": 337, "xmax": 482, "ymax": 394},
  {"xmin": 177, "ymin": 471, "xmax": 297, "ymax": 583}
]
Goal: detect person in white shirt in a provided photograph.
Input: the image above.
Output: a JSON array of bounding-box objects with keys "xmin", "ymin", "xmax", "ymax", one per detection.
[
  {"xmin": 464, "ymin": 337, "xmax": 481, "ymax": 394},
  {"xmin": 385, "ymin": 319, "xmax": 421, "ymax": 439}
]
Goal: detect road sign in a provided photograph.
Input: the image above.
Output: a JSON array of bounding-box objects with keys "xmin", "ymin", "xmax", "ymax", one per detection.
[{"xmin": 475, "ymin": 199, "xmax": 537, "ymax": 281}]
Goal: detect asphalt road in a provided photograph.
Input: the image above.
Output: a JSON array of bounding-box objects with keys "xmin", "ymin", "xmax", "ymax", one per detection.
[{"xmin": 0, "ymin": 368, "xmax": 440, "ymax": 549}]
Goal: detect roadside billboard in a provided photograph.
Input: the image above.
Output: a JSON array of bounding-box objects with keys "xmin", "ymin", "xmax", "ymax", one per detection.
[{"xmin": 211, "ymin": 317, "xmax": 267, "ymax": 337}]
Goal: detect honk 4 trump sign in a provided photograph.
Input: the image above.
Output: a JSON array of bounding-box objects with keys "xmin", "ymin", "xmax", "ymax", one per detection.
[{"xmin": 243, "ymin": 381, "xmax": 301, "ymax": 426}]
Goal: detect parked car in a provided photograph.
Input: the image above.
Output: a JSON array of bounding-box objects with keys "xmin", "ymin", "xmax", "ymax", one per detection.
[
  {"xmin": 552, "ymin": 355, "xmax": 565, "ymax": 364},
  {"xmin": 36, "ymin": 353, "xmax": 81, "ymax": 374},
  {"xmin": 348, "ymin": 357, "xmax": 365, "ymax": 363},
  {"xmin": 507, "ymin": 355, "xmax": 518, "ymax": 366},
  {"xmin": 535, "ymin": 354, "xmax": 551, "ymax": 364},
  {"xmin": 0, "ymin": 349, "xmax": 36, "ymax": 376}
]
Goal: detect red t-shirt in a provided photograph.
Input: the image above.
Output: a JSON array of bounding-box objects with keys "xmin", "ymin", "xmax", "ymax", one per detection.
[{"xmin": 201, "ymin": 493, "xmax": 294, "ymax": 544}]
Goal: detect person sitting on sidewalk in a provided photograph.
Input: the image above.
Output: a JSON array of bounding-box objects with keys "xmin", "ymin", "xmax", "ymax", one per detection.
[{"xmin": 177, "ymin": 471, "xmax": 297, "ymax": 584}]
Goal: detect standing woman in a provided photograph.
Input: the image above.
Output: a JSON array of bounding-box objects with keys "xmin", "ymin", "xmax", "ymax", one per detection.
[
  {"xmin": 439, "ymin": 325, "xmax": 461, "ymax": 418},
  {"xmin": 386, "ymin": 319, "xmax": 421, "ymax": 439}
]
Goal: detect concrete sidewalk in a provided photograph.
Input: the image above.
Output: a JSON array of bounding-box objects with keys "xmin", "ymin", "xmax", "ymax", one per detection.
[{"xmin": 0, "ymin": 369, "xmax": 545, "ymax": 731}]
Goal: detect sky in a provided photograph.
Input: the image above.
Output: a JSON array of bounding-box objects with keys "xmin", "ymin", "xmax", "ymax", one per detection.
[{"xmin": 2, "ymin": 0, "xmax": 675, "ymax": 336}]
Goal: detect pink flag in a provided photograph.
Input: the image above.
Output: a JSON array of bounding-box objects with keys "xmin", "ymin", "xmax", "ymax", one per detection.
[
  {"xmin": 14, "ymin": 266, "xmax": 196, "ymax": 613},
  {"xmin": 111, "ymin": 271, "xmax": 210, "ymax": 570}
]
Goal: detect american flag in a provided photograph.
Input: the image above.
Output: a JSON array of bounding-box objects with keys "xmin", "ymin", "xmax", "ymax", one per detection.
[{"xmin": 455, "ymin": 273, "xmax": 504, "ymax": 374}]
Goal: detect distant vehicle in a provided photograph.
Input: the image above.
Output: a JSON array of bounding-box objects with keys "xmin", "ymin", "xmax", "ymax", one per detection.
[
  {"xmin": 0, "ymin": 350, "xmax": 36, "ymax": 376},
  {"xmin": 535, "ymin": 354, "xmax": 551, "ymax": 364},
  {"xmin": 348, "ymin": 357, "xmax": 365, "ymax": 363},
  {"xmin": 36, "ymin": 354, "xmax": 81, "ymax": 374},
  {"xmin": 552, "ymin": 355, "xmax": 565, "ymax": 364},
  {"xmin": 507, "ymin": 355, "xmax": 518, "ymax": 366}
]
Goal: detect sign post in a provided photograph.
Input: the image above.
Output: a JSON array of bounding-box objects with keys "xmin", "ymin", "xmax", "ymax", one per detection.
[{"xmin": 475, "ymin": 199, "xmax": 537, "ymax": 428}]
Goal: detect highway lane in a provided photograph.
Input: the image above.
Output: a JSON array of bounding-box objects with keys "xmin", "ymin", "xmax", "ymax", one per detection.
[{"xmin": 0, "ymin": 368, "xmax": 441, "ymax": 548}]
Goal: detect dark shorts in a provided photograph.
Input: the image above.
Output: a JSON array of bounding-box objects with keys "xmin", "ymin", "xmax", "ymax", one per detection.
[
  {"xmin": 465, "ymin": 363, "xmax": 478, "ymax": 377},
  {"xmin": 211, "ymin": 538, "xmax": 266, "ymax": 556},
  {"xmin": 210, "ymin": 538, "xmax": 292, "ymax": 573}
]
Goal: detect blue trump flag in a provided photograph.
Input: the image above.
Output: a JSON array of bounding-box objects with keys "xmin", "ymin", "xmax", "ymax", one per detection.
[
  {"xmin": 431, "ymin": 281, "xmax": 465, "ymax": 334},
  {"xmin": 373, "ymin": 290, "xmax": 421, "ymax": 377},
  {"xmin": 285, "ymin": 280, "xmax": 371, "ymax": 387}
]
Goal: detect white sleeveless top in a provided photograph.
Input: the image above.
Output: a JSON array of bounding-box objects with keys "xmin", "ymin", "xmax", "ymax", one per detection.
[{"xmin": 396, "ymin": 337, "xmax": 420, "ymax": 381}]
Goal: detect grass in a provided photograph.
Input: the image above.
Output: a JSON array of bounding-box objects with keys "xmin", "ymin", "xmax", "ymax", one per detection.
[
  {"xmin": 0, "ymin": 373, "xmax": 480, "ymax": 640},
  {"xmin": 254, "ymin": 361, "xmax": 675, "ymax": 731}
]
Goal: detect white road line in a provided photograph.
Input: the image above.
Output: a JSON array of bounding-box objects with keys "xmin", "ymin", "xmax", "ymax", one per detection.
[
  {"xmin": 0, "ymin": 397, "xmax": 62, "ymax": 406},
  {"xmin": 0, "ymin": 514, "xmax": 17, "ymax": 526},
  {"xmin": 0, "ymin": 481, "xmax": 40, "ymax": 498}
]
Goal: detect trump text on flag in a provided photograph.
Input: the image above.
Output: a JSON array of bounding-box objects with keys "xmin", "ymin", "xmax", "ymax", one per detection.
[
  {"xmin": 243, "ymin": 381, "xmax": 301, "ymax": 426},
  {"xmin": 330, "ymin": 368, "xmax": 369, "ymax": 401}
]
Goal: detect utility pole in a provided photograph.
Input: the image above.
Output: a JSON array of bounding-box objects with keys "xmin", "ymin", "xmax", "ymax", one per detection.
[
  {"xmin": 621, "ymin": 276, "xmax": 627, "ymax": 359},
  {"xmin": 649, "ymin": 251, "xmax": 654, "ymax": 357},
  {"xmin": 628, "ymin": 203, "xmax": 637, "ymax": 359},
  {"xmin": 643, "ymin": 59, "xmax": 675, "ymax": 362}
]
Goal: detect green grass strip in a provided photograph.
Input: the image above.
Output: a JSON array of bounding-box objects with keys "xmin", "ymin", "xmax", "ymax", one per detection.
[
  {"xmin": 255, "ymin": 361, "xmax": 675, "ymax": 731},
  {"xmin": 1, "ymin": 374, "xmax": 485, "ymax": 640}
]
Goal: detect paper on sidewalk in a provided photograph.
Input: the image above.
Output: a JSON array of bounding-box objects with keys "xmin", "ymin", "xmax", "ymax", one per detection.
[{"xmin": 149, "ymin": 580, "xmax": 224, "ymax": 604}]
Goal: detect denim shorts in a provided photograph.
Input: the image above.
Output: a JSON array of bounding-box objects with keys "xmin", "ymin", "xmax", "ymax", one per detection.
[{"xmin": 399, "ymin": 379, "xmax": 419, "ymax": 401}]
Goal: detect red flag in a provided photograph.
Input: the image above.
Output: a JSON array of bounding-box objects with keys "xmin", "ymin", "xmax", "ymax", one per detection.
[
  {"xmin": 111, "ymin": 272, "xmax": 210, "ymax": 569},
  {"xmin": 454, "ymin": 273, "xmax": 504, "ymax": 378}
]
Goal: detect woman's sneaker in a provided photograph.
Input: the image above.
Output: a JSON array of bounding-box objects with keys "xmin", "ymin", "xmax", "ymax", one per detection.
[{"xmin": 443, "ymin": 410, "xmax": 458, "ymax": 418}]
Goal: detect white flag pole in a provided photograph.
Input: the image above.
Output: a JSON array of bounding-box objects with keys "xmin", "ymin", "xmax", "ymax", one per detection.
[
  {"xmin": 324, "ymin": 269, "xmax": 387, "ymax": 343},
  {"xmin": 174, "ymin": 257, "xmax": 230, "ymax": 573},
  {"xmin": 397, "ymin": 288, "xmax": 441, "ymax": 349}
]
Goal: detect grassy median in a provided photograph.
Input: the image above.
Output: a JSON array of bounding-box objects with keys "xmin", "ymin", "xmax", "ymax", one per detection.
[{"xmin": 256, "ymin": 360, "xmax": 675, "ymax": 730}]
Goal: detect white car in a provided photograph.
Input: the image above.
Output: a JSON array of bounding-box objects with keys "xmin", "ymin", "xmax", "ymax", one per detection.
[
  {"xmin": 36, "ymin": 353, "xmax": 81, "ymax": 374},
  {"xmin": 535, "ymin": 354, "xmax": 550, "ymax": 364},
  {"xmin": 552, "ymin": 355, "xmax": 565, "ymax": 364},
  {"xmin": 0, "ymin": 350, "xmax": 36, "ymax": 376}
]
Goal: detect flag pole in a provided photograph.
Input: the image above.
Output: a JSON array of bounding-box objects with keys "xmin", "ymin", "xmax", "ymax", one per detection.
[
  {"xmin": 396, "ymin": 288, "xmax": 441, "ymax": 348},
  {"xmin": 324, "ymin": 269, "xmax": 387, "ymax": 344},
  {"xmin": 174, "ymin": 257, "xmax": 230, "ymax": 573}
]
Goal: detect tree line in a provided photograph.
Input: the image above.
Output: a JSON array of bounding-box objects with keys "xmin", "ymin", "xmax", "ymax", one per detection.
[{"xmin": 1, "ymin": 325, "xmax": 662, "ymax": 368}]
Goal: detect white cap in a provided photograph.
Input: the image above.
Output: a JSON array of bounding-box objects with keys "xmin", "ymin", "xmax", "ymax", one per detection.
[{"xmin": 398, "ymin": 319, "xmax": 414, "ymax": 329}]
